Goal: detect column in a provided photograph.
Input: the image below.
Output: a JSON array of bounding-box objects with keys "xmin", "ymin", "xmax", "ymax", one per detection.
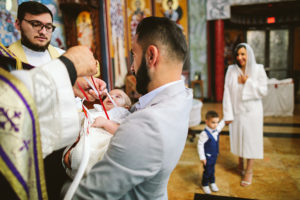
[{"xmin": 214, "ymin": 19, "xmax": 224, "ymax": 102}]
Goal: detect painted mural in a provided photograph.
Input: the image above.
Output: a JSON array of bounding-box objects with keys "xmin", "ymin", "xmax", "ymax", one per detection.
[
  {"xmin": 127, "ymin": 0, "xmax": 152, "ymax": 51},
  {"xmin": 154, "ymin": 0, "xmax": 189, "ymax": 41},
  {"xmin": 0, "ymin": 0, "xmax": 19, "ymax": 46},
  {"xmin": 76, "ymin": 11, "xmax": 94, "ymax": 51},
  {"xmin": 106, "ymin": 0, "xmax": 128, "ymax": 88}
]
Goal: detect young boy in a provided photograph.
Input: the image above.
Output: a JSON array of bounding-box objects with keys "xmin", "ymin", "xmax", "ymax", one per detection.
[
  {"xmin": 197, "ymin": 110, "xmax": 225, "ymax": 194},
  {"xmin": 63, "ymin": 89, "xmax": 132, "ymax": 178}
]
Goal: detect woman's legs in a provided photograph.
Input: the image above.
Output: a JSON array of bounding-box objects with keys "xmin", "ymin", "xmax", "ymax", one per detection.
[
  {"xmin": 241, "ymin": 158, "xmax": 254, "ymax": 186},
  {"xmin": 238, "ymin": 157, "xmax": 244, "ymax": 175},
  {"xmin": 245, "ymin": 159, "xmax": 254, "ymax": 172}
]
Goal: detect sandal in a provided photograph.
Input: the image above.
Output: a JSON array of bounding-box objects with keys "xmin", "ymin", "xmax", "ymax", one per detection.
[{"xmin": 240, "ymin": 170, "xmax": 253, "ymax": 187}]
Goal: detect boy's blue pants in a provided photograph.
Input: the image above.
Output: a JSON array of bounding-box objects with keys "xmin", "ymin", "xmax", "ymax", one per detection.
[{"xmin": 202, "ymin": 155, "xmax": 217, "ymax": 186}]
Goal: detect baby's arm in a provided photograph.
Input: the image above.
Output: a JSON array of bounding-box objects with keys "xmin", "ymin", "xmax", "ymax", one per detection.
[{"xmin": 92, "ymin": 116, "xmax": 120, "ymax": 135}]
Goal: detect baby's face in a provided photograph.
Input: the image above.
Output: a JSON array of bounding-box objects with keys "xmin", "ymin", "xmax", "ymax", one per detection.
[{"xmin": 103, "ymin": 89, "xmax": 127, "ymax": 110}]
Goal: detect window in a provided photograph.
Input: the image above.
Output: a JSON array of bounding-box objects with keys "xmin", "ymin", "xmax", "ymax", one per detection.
[{"xmin": 247, "ymin": 29, "xmax": 289, "ymax": 79}]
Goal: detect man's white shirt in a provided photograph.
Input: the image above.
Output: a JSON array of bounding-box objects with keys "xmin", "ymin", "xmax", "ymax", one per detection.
[{"xmin": 135, "ymin": 80, "xmax": 183, "ymax": 110}]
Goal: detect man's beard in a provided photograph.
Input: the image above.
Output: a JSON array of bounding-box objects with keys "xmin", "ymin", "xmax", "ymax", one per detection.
[
  {"xmin": 20, "ymin": 29, "xmax": 50, "ymax": 52},
  {"xmin": 134, "ymin": 56, "xmax": 151, "ymax": 95}
]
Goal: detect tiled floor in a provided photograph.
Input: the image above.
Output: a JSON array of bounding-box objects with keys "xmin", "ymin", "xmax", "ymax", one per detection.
[{"xmin": 167, "ymin": 103, "xmax": 300, "ymax": 200}]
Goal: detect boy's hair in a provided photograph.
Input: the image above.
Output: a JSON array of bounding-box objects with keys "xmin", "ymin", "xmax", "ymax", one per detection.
[
  {"xmin": 17, "ymin": 1, "xmax": 53, "ymax": 22},
  {"xmin": 205, "ymin": 110, "xmax": 219, "ymax": 120}
]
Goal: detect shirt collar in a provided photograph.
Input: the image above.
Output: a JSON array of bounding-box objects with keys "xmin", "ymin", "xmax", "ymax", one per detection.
[
  {"xmin": 22, "ymin": 44, "xmax": 47, "ymax": 55},
  {"xmin": 205, "ymin": 126, "xmax": 216, "ymax": 133},
  {"xmin": 135, "ymin": 80, "xmax": 182, "ymax": 110}
]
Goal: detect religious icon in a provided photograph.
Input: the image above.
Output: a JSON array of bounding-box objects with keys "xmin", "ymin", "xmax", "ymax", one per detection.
[
  {"xmin": 155, "ymin": 0, "xmax": 188, "ymax": 41},
  {"xmin": 127, "ymin": 0, "xmax": 151, "ymax": 50},
  {"xmin": 162, "ymin": 0, "xmax": 182, "ymax": 24},
  {"xmin": 130, "ymin": 0, "xmax": 145, "ymax": 41},
  {"xmin": 108, "ymin": 0, "xmax": 128, "ymax": 87},
  {"xmin": 76, "ymin": 11, "xmax": 94, "ymax": 51}
]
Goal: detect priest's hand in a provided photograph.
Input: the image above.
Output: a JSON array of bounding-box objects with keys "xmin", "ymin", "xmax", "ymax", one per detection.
[
  {"xmin": 73, "ymin": 77, "xmax": 107, "ymax": 102},
  {"xmin": 63, "ymin": 45, "xmax": 98, "ymax": 76}
]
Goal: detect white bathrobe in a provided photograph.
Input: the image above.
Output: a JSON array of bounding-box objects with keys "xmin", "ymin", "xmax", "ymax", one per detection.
[{"xmin": 223, "ymin": 43, "xmax": 268, "ymax": 159}]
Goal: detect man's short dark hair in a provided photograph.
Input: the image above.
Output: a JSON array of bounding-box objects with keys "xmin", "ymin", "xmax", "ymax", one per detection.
[
  {"xmin": 135, "ymin": 16, "xmax": 188, "ymax": 63},
  {"xmin": 205, "ymin": 110, "xmax": 219, "ymax": 120},
  {"xmin": 17, "ymin": 1, "xmax": 53, "ymax": 22}
]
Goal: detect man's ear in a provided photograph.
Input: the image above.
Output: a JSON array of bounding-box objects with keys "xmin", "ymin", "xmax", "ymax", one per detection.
[
  {"xmin": 146, "ymin": 45, "xmax": 158, "ymax": 67},
  {"xmin": 15, "ymin": 19, "xmax": 21, "ymax": 31}
]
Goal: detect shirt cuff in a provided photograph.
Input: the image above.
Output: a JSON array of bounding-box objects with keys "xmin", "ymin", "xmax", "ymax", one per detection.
[{"xmin": 59, "ymin": 55, "xmax": 77, "ymax": 85}]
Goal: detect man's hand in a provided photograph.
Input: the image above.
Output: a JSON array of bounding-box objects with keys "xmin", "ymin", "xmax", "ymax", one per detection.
[
  {"xmin": 73, "ymin": 77, "xmax": 107, "ymax": 102},
  {"xmin": 63, "ymin": 136, "xmax": 80, "ymax": 169},
  {"xmin": 201, "ymin": 159, "xmax": 207, "ymax": 166},
  {"xmin": 63, "ymin": 46, "xmax": 98, "ymax": 76}
]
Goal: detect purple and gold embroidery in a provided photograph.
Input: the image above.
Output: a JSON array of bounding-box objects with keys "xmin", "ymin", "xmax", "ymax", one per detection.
[{"xmin": 0, "ymin": 107, "xmax": 21, "ymax": 132}]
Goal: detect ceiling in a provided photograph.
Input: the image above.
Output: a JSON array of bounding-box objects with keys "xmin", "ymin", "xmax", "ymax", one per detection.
[{"xmin": 228, "ymin": 0, "xmax": 300, "ymax": 27}]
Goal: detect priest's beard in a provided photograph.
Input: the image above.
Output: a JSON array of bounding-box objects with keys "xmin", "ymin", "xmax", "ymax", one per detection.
[
  {"xmin": 135, "ymin": 55, "xmax": 151, "ymax": 95},
  {"xmin": 21, "ymin": 29, "xmax": 50, "ymax": 52}
]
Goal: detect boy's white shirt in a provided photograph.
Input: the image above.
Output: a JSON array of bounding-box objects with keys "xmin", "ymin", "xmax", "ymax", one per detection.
[{"xmin": 197, "ymin": 120, "xmax": 225, "ymax": 160}]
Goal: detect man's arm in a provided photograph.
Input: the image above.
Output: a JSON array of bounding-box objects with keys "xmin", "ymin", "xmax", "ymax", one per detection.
[
  {"xmin": 74, "ymin": 114, "xmax": 162, "ymax": 199},
  {"xmin": 61, "ymin": 46, "xmax": 107, "ymax": 102},
  {"xmin": 11, "ymin": 45, "xmax": 106, "ymax": 157}
]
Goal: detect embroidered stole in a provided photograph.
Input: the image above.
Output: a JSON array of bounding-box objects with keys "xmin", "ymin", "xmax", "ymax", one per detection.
[
  {"xmin": 0, "ymin": 42, "xmax": 23, "ymax": 70},
  {"xmin": 8, "ymin": 40, "xmax": 60, "ymax": 64},
  {"xmin": 0, "ymin": 68, "xmax": 47, "ymax": 199}
]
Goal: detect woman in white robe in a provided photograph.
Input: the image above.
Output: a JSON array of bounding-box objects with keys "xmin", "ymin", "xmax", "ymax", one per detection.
[{"xmin": 222, "ymin": 43, "xmax": 268, "ymax": 187}]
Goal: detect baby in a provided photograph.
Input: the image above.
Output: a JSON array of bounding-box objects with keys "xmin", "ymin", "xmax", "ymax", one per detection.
[{"xmin": 63, "ymin": 89, "xmax": 131, "ymax": 178}]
